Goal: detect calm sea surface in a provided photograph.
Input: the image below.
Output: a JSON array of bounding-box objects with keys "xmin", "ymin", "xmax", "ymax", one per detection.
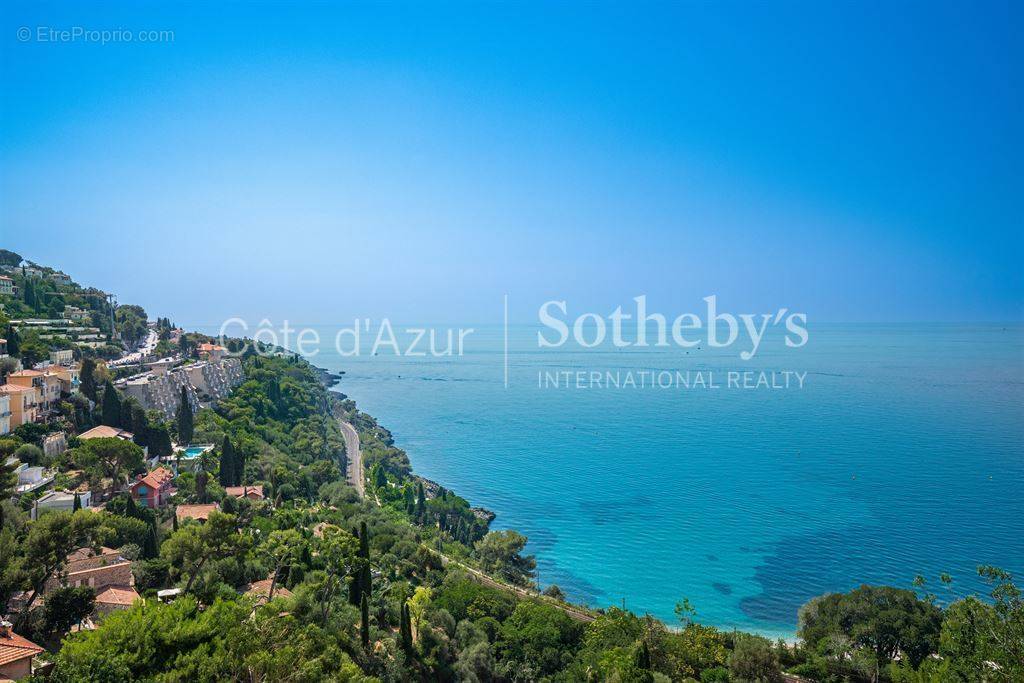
[{"xmin": 205, "ymin": 322, "xmax": 1024, "ymax": 636}]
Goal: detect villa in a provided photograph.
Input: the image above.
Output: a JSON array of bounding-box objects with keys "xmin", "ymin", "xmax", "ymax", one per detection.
[
  {"xmin": 35, "ymin": 489, "xmax": 92, "ymax": 513},
  {"xmin": 176, "ymin": 503, "xmax": 219, "ymax": 523},
  {"xmin": 129, "ymin": 467, "xmax": 175, "ymax": 508},
  {"xmin": 197, "ymin": 342, "xmax": 227, "ymax": 361},
  {"xmin": 225, "ymin": 484, "xmax": 265, "ymax": 500},
  {"xmin": 0, "ymin": 621, "xmax": 43, "ymax": 681},
  {"xmin": 78, "ymin": 425, "xmax": 135, "ymax": 442},
  {"xmin": 0, "ymin": 275, "xmax": 13, "ymax": 297}
]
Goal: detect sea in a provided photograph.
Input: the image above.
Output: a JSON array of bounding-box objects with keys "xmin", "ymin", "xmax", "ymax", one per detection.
[{"xmin": 201, "ymin": 321, "xmax": 1024, "ymax": 637}]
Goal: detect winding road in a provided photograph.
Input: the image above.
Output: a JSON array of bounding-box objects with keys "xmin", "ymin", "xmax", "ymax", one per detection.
[{"xmin": 338, "ymin": 421, "xmax": 364, "ymax": 498}]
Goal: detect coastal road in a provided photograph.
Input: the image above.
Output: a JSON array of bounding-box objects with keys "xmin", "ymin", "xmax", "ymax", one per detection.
[{"xmin": 338, "ymin": 421, "xmax": 365, "ymax": 498}]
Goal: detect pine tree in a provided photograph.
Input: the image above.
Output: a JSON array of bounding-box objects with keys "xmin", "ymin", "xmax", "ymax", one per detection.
[
  {"xmin": 72, "ymin": 492, "xmax": 82, "ymax": 511},
  {"xmin": 360, "ymin": 595, "xmax": 370, "ymax": 649},
  {"xmin": 101, "ymin": 381, "xmax": 121, "ymax": 427},
  {"xmin": 218, "ymin": 436, "xmax": 234, "ymax": 487},
  {"xmin": 176, "ymin": 386, "xmax": 193, "ymax": 445}
]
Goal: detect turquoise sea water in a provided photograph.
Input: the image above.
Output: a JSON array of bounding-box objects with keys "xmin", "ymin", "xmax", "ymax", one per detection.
[{"xmin": 206, "ymin": 322, "xmax": 1024, "ymax": 636}]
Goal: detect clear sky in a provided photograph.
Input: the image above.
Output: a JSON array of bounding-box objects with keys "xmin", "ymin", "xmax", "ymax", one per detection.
[{"xmin": 1, "ymin": 1, "xmax": 1020, "ymax": 326}]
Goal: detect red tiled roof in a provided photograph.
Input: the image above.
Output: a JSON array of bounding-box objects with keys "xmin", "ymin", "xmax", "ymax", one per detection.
[
  {"xmin": 79, "ymin": 425, "xmax": 134, "ymax": 440},
  {"xmin": 0, "ymin": 383, "xmax": 33, "ymax": 393},
  {"xmin": 8, "ymin": 369, "xmax": 43, "ymax": 378},
  {"xmin": 244, "ymin": 578, "xmax": 293, "ymax": 602},
  {"xmin": 67, "ymin": 546, "xmax": 120, "ymax": 563},
  {"xmin": 132, "ymin": 467, "xmax": 173, "ymax": 491},
  {"xmin": 0, "ymin": 629, "xmax": 44, "ymax": 668},
  {"xmin": 224, "ymin": 485, "xmax": 264, "ymax": 499},
  {"xmin": 94, "ymin": 585, "xmax": 140, "ymax": 606}
]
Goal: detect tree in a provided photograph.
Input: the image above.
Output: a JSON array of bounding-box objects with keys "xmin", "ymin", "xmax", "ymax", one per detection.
[
  {"xmin": 15, "ymin": 510, "xmax": 102, "ymax": 624},
  {"xmin": 729, "ymin": 634, "xmax": 782, "ymax": 683},
  {"xmin": 798, "ymin": 585, "xmax": 942, "ymax": 681},
  {"xmin": 0, "ymin": 455, "xmax": 17, "ymax": 527},
  {"xmin": 218, "ymin": 435, "xmax": 236, "ymax": 487},
  {"xmin": 360, "ymin": 594, "xmax": 370, "ymax": 649},
  {"xmin": 0, "ymin": 249, "xmax": 21, "ymax": 267},
  {"xmin": 415, "ymin": 481, "xmax": 426, "ymax": 521},
  {"xmin": 475, "ymin": 530, "xmax": 537, "ymax": 586},
  {"xmin": 73, "ymin": 491, "xmax": 82, "ymax": 511},
  {"xmin": 261, "ymin": 529, "xmax": 302, "ymax": 601},
  {"xmin": 13, "ymin": 443, "xmax": 44, "ymax": 467},
  {"xmin": 42, "ymin": 586, "xmax": 96, "ymax": 636},
  {"xmin": 72, "ymin": 437, "xmax": 144, "ymax": 489},
  {"xmin": 80, "ymin": 357, "xmax": 98, "ymax": 402},
  {"xmin": 176, "ymin": 386, "xmax": 193, "ymax": 445},
  {"xmin": 194, "ymin": 449, "xmax": 217, "ymax": 503},
  {"xmin": 100, "ymin": 381, "xmax": 121, "ymax": 427},
  {"xmin": 400, "ymin": 601, "xmax": 413, "ymax": 653},
  {"xmin": 161, "ymin": 511, "xmax": 249, "ymax": 594}
]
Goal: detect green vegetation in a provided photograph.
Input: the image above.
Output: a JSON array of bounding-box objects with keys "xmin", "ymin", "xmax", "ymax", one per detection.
[{"xmin": 0, "ymin": 256, "xmax": 1021, "ymax": 681}]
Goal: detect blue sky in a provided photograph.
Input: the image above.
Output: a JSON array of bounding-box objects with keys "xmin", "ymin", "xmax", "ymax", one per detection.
[{"xmin": 1, "ymin": 1, "xmax": 1020, "ymax": 326}]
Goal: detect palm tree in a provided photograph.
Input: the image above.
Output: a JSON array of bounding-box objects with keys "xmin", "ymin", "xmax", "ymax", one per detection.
[{"xmin": 194, "ymin": 450, "xmax": 217, "ymax": 503}]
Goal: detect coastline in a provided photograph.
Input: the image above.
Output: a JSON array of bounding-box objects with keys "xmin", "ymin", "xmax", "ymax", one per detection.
[{"xmin": 319, "ymin": 365, "xmax": 805, "ymax": 640}]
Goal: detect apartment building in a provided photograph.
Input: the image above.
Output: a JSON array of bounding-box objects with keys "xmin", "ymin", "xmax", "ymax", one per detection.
[
  {"xmin": 116, "ymin": 358, "xmax": 242, "ymax": 420},
  {"xmin": 8, "ymin": 369, "xmax": 61, "ymax": 413},
  {"xmin": 0, "ymin": 384, "xmax": 38, "ymax": 427},
  {"xmin": 0, "ymin": 275, "xmax": 13, "ymax": 296}
]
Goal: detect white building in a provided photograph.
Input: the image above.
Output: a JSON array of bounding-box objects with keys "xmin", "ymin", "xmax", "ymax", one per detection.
[
  {"xmin": 0, "ymin": 393, "xmax": 10, "ymax": 436},
  {"xmin": 35, "ymin": 489, "xmax": 92, "ymax": 514}
]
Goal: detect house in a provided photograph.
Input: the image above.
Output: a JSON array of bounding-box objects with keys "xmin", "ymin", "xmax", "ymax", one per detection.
[
  {"xmin": 49, "ymin": 349, "xmax": 74, "ymax": 366},
  {"xmin": 48, "ymin": 272, "xmax": 72, "ymax": 285},
  {"xmin": 0, "ymin": 275, "xmax": 13, "ymax": 297},
  {"xmin": 10, "ymin": 462, "xmax": 53, "ymax": 495},
  {"xmin": 0, "ymin": 620, "xmax": 44, "ymax": 681},
  {"xmin": 175, "ymin": 503, "xmax": 219, "ymax": 523},
  {"xmin": 244, "ymin": 577, "xmax": 293, "ymax": 604},
  {"xmin": 93, "ymin": 585, "xmax": 141, "ymax": 615},
  {"xmin": 42, "ymin": 431, "xmax": 67, "ymax": 458},
  {"xmin": 61, "ymin": 306, "xmax": 89, "ymax": 321},
  {"xmin": 129, "ymin": 467, "xmax": 174, "ymax": 508},
  {"xmin": 0, "ymin": 393, "xmax": 10, "ymax": 436},
  {"xmin": 42, "ymin": 546, "xmax": 139, "ymax": 616},
  {"xmin": 0, "ymin": 384, "xmax": 38, "ymax": 427},
  {"xmin": 35, "ymin": 489, "xmax": 92, "ymax": 513},
  {"xmin": 224, "ymin": 485, "xmax": 264, "ymax": 501},
  {"xmin": 197, "ymin": 342, "xmax": 227, "ymax": 361},
  {"xmin": 8, "ymin": 370, "xmax": 60, "ymax": 414},
  {"xmin": 78, "ymin": 425, "xmax": 134, "ymax": 442}
]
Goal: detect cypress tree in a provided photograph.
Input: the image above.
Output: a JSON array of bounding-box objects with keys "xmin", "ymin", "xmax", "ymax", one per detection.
[
  {"xmin": 358, "ymin": 520, "xmax": 372, "ymax": 600},
  {"xmin": 4, "ymin": 327, "xmax": 19, "ymax": 359},
  {"xmin": 415, "ymin": 482, "xmax": 426, "ymax": 522},
  {"xmin": 373, "ymin": 465, "xmax": 387, "ymax": 490},
  {"xmin": 400, "ymin": 602, "xmax": 413, "ymax": 652},
  {"xmin": 176, "ymin": 386, "xmax": 193, "ymax": 445},
  {"xmin": 143, "ymin": 523, "xmax": 158, "ymax": 558},
  {"xmin": 360, "ymin": 595, "xmax": 370, "ymax": 649},
  {"xmin": 172, "ymin": 512, "xmax": 179, "ymax": 531},
  {"xmin": 218, "ymin": 436, "xmax": 234, "ymax": 487},
  {"xmin": 403, "ymin": 486, "xmax": 415, "ymax": 515},
  {"xmin": 72, "ymin": 491, "xmax": 81, "ymax": 511},
  {"xmin": 79, "ymin": 357, "xmax": 97, "ymax": 401},
  {"xmin": 101, "ymin": 381, "xmax": 121, "ymax": 427}
]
